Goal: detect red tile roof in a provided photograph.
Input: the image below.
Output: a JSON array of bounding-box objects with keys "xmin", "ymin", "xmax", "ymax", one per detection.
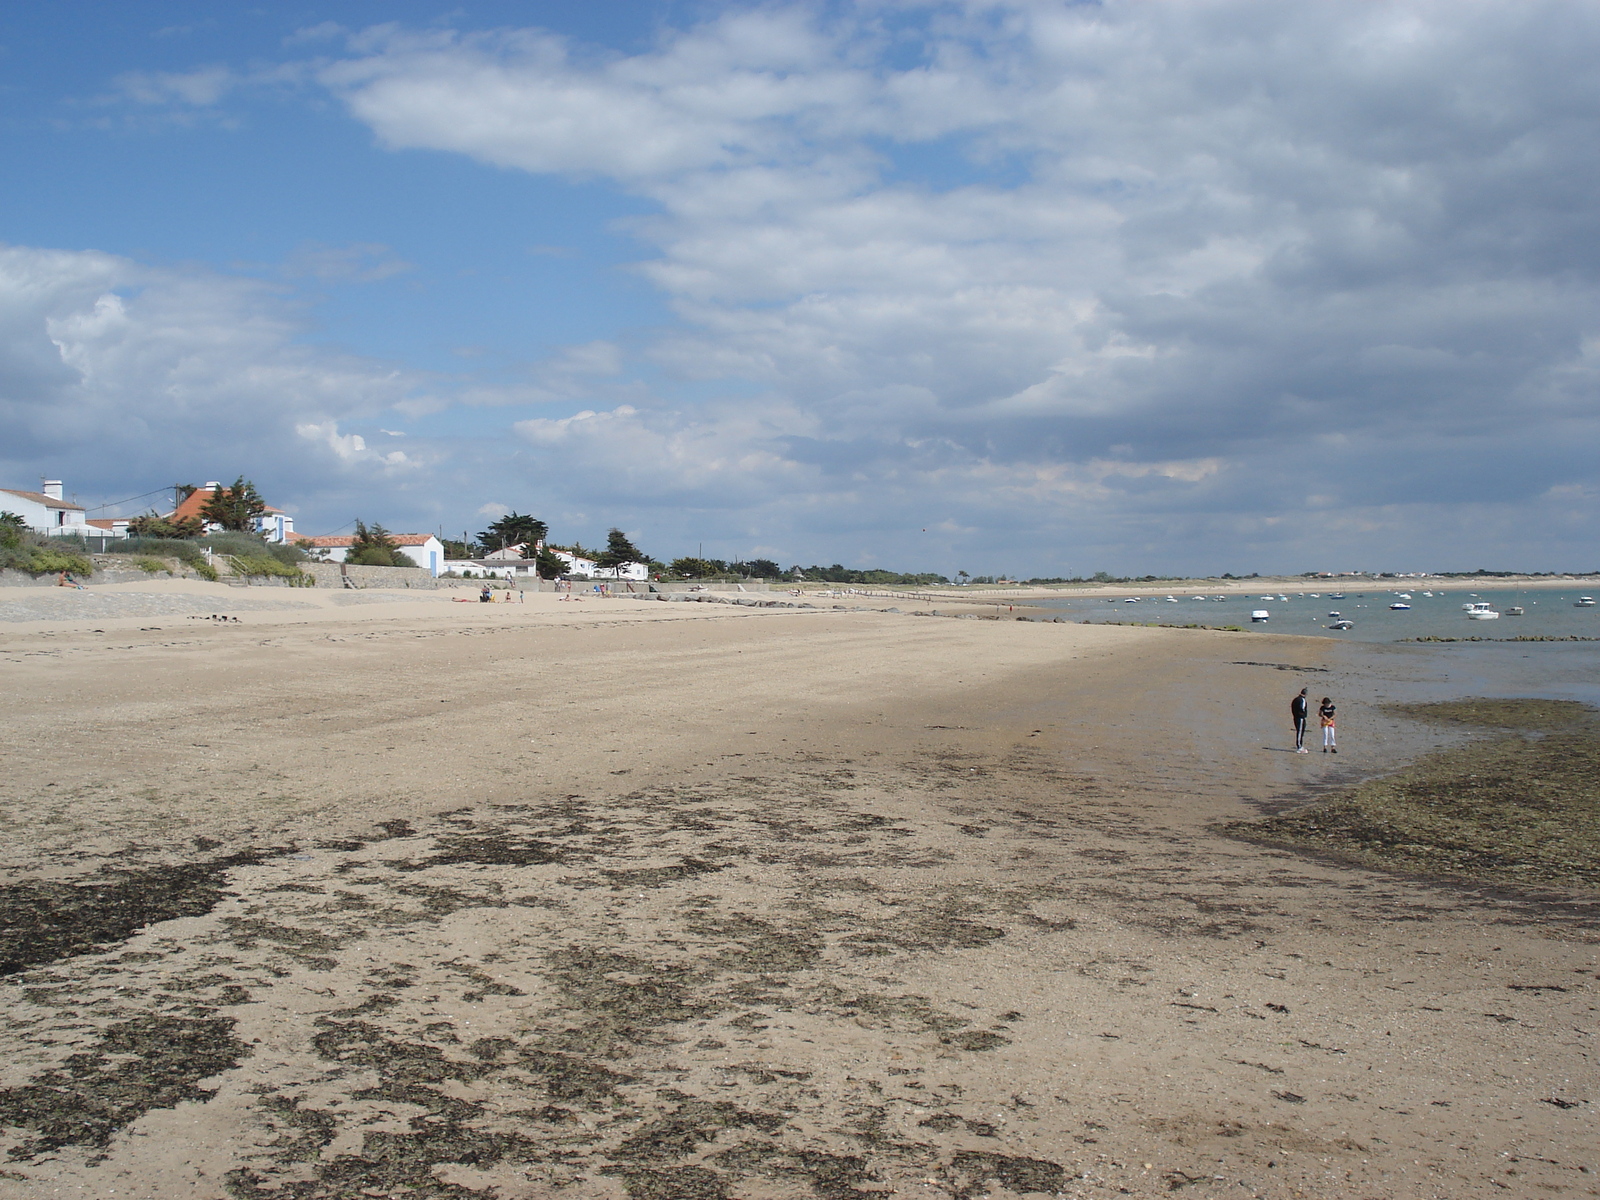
[
  {"xmin": 0, "ymin": 488, "xmax": 84, "ymax": 511},
  {"xmin": 291, "ymin": 533, "xmax": 438, "ymax": 548}
]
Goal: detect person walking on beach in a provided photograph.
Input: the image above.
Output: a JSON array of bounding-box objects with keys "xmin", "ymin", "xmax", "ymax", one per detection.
[
  {"xmin": 1319, "ymin": 697, "xmax": 1337, "ymax": 753},
  {"xmin": 1291, "ymin": 688, "xmax": 1310, "ymax": 753}
]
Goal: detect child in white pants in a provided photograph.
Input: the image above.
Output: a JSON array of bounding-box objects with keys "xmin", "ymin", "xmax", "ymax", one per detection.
[{"xmin": 1319, "ymin": 698, "xmax": 1337, "ymax": 752}]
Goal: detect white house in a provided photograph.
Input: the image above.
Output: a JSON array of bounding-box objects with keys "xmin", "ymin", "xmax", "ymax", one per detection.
[
  {"xmin": 592, "ymin": 561, "xmax": 648, "ymax": 581},
  {"xmin": 0, "ymin": 480, "xmax": 90, "ymax": 535},
  {"xmin": 553, "ymin": 550, "xmax": 599, "ymax": 577},
  {"xmin": 291, "ymin": 533, "xmax": 447, "ymax": 577}
]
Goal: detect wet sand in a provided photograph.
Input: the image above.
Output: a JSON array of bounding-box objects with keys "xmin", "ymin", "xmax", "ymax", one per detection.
[{"xmin": 0, "ymin": 585, "xmax": 1593, "ymax": 1199}]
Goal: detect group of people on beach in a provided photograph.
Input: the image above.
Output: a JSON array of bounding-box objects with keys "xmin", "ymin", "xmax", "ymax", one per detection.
[{"xmin": 1290, "ymin": 688, "xmax": 1336, "ymax": 754}]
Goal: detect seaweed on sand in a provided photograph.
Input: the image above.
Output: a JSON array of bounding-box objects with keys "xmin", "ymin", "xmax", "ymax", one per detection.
[
  {"xmin": 1228, "ymin": 699, "xmax": 1600, "ymax": 888},
  {"xmin": 0, "ymin": 1014, "xmax": 246, "ymax": 1159},
  {"xmin": 0, "ymin": 849, "xmax": 280, "ymax": 975}
]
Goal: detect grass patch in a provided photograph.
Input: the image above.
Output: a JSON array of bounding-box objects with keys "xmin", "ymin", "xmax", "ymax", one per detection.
[{"xmin": 1227, "ymin": 699, "xmax": 1600, "ymax": 889}]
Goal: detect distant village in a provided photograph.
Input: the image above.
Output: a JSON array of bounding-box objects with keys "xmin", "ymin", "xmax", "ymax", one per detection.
[{"xmin": 0, "ymin": 477, "xmax": 652, "ymax": 582}]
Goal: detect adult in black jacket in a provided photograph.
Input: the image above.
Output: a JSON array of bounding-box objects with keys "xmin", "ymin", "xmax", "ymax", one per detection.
[{"xmin": 1290, "ymin": 688, "xmax": 1309, "ymax": 753}]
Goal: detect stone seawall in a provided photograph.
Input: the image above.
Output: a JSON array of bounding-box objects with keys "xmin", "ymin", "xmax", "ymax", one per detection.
[{"xmin": 302, "ymin": 562, "xmax": 446, "ymax": 589}]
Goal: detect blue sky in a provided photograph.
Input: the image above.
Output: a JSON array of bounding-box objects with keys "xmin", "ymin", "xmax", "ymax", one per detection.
[{"xmin": 3, "ymin": 1, "xmax": 1598, "ymax": 575}]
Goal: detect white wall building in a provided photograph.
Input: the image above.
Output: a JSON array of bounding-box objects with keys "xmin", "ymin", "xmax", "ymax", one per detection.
[
  {"xmin": 0, "ymin": 480, "xmax": 89, "ymax": 535},
  {"xmin": 292, "ymin": 533, "xmax": 447, "ymax": 576}
]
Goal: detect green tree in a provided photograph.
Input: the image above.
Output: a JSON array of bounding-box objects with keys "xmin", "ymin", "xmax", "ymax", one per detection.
[
  {"xmin": 345, "ymin": 521, "xmax": 417, "ymax": 567},
  {"xmin": 199, "ymin": 477, "xmax": 266, "ymax": 532},
  {"xmin": 597, "ymin": 527, "xmax": 645, "ymax": 568},
  {"xmin": 669, "ymin": 556, "xmax": 720, "ymax": 578},
  {"xmin": 441, "ymin": 538, "xmax": 479, "ymax": 560},
  {"xmin": 0, "ymin": 511, "xmax": 26, "ymax": 549},
  {"xmin": 728, "ymin": 558, "xmax": 781, "ymax": 579},
  {"xmin": 478, "ymin": 512, "xmax": 548, "ymax": 553},
  {"xmin": 533, "ymin": 546, "xmax": 568, "ymax": 579},
  {"xmin": 128, "ymin": 511, "xmax": 205, "ymax": 539}
]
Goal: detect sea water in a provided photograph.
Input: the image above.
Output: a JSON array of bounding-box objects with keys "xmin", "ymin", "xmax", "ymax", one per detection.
[{"xmin": 1026, "ymin": 587, "xmax": 1600, "ymax": 644}]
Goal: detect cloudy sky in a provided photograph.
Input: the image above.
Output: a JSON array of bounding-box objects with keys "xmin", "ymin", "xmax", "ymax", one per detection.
[{"xmin": 3, "ymin": 1, "xmax": 1597, "ymax": 576}]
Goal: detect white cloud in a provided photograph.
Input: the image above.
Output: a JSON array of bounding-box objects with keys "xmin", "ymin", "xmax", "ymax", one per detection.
[
  {"xmin": 0, "ymin": 244, "xmax": 430, "ymax": 513},
  {"xmin": 302, "ymin": 0, "xmax": 1600, "ymax": 570}
]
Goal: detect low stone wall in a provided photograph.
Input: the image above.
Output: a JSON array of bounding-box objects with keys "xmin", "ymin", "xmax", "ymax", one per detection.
[
  {"xmin": 1, "ymin": 556, "xmax": 205, "ymax": 588},
  {"xmin": 302, "ymin": 562, "xmax": 447, "ymax": 590}
]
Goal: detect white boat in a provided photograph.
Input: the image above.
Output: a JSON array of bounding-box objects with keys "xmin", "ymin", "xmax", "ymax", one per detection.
[
  {"xmin": 1327, "ymin": 611, "xmax": 1341, "ymax": 618},
  {"xmin": 1250, "ymin": 609, "xmax": 1270, "ymax": 622},
  {"xmin": 1465, "ymin": 602, "xmax": 1500, "ymax": 620},
  {"xmin": 1506, "ymin": 607, "xmax": 1524, "ymax": 616},
  {"xmin": 1164, "ymin": 595, "xmax": 1178, "ymax": 602},
  {"xmin": 1389, "ymin": 602, "xmax": 1411, "ymax": 610},
  {"xmin": 1397, "ymin": 593, "xmax": 1413, "ymax": 600},
  {"xmin": 1577, "ymin": 596, "xmax": 1596, "ymax": 607},
  {"xmin": 1328, "ymin": 619, "xmax": 1354, "ymax": 630},
  {"xmin": 1329, "ymin": 593, "xmax": 1345, "ymax": 599}
]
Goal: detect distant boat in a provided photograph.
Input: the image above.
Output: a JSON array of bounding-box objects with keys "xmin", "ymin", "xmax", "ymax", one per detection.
[
  {"xmin": 1164, "ymin": 595, "xmax": 1178, "ymax": 602},
  {"xmin": 1251, "ymin": 609, "xmax": 1270, "ymax": 622},
  {"xmin": 1329, "ymin": 593, "xmax": 1345, "ymax": 599},
  {"xmin": 1397, "ymin": 593, "xmax": 1413, "ymax": 600},
  {"xmin": 1389, "ymin": 602, "xmax": 1411, "ymax": 610},
  {"xmin": 1577, "ymin": 596, "xmax": 1596, "ymax": 607},
  {"xmin": 1328, "ymin": 619, "xmax": 1354, "ymax": 630},
  {"xmin": 1506, "ymin": 606, "xmax": 1524, "ymax": 616},
  {"xmin": 1327, "ymin": 611, "xmax": 1341, "ymax": 618},
  {"xmin": 1123, "ymin": 597, "xmax": 1140, "ymax": 603},
  {"xmin": 1465, "ymin": 602, "xmax": 1500, "ymax": 620}
]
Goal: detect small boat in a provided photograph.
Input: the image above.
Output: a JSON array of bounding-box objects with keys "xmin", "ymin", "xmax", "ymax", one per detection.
[
  {"xmin": 1465, "ymin": 602, "xmax": 1500, "ymax": 620},
  {"xmin": 1164, "ymin": 595, "xmax": 1178, "ymax": 602},
  {"xmin": 1123, "ymin": 597, "xmax": 1140, "ymax": 603},
  {"xmin": 1277, "ymin": 594, "xmax": 1289, "ymax": 602},
  {"xmin": 1506, "ymin": 606, "xmax": 1524, "ymax": 616},
  {"xmin": 1577, "ymin": 596, "xmax": 1596, "ymax": 607},
  {"xmin": 1250, "ymin": 609, "xmax": 1270, "ymax": 622},
  {"xmin": 1396, "ymin": 593, "xmax": 1413, "ymax": 600},
  {"xmin": 1329, "ymin": 593, "xmax": 1345, "ymax": 599},
  {"xmin": 1389, "ymin": 602, "xmax": 1411, "ymax": 610},
  {"xmin": 1328, "ymin": 619, "xmax": 1354, "ymax": 630},
  {"xmin": 1327, "ymin": 611, "xmax": 1341, "ymax": 618}
]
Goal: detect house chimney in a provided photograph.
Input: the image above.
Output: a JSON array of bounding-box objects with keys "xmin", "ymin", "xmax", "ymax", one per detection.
[
  {"xmin": 204, "ymin": 481, "xmax": 221, "ymax": 490},
  {"xmin": 41, "ymin": 479, "xmax": 63, "ymax": 501}
]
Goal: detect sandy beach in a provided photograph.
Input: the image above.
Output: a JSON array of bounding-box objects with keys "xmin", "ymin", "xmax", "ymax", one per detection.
[{"xmin": 0, "ymin": 581, "xmax": 1594, "ymax": 1200}]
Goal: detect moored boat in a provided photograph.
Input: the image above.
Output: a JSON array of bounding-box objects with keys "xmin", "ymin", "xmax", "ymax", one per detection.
[
  {"xmin": 1328, "ymin": 619, "xmax": 1354, "ymax": 630},
  {"xmin": 1389, "ymin": 602, "xmax": 1411, "ymax": 610},
  {"xmin": 1465, "ymin": 602, "xmax": 1500, "ymax": 620},
  {"xmin": 1250, "ymin": 609, "xmax": 1270, "ymax": 622},
  {"xmin": 1506, "ymin": 606, "xmax": 1524, "ymax": 616},
  {"xmin": 1577, "ymin": 596, "xmax": 1596, "ymax": 607}
]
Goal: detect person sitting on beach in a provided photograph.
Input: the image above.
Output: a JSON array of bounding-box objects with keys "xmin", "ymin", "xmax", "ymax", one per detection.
[
  {"xmin": 1319, "ymin": 697, "xmax": 1337, "ymax": 753},
  {"xmin": 1291, "ymin": 688, "xmax": 1309, "ymax": 754},
  {"xmin": 480, "ymin": 584, "xmax": 493, "ymax": 603}
]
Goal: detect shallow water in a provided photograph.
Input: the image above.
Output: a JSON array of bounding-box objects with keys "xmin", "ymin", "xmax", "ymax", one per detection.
[{"xmin": 1028, "ymin": 586, "xmax": 1600, "ymax": 643}]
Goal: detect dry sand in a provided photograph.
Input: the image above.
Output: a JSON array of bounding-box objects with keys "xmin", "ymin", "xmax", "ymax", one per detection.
[{"xmin": 0, "ymin": 581, "xmax": 1593, "ymax": 1200}]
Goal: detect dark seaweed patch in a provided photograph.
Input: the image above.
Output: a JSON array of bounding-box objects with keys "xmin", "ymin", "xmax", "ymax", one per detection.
[
  {"xmin": 611, "ymin": 1099, "xmax": 785, "ymax": 1161},
  {"xmin": 944, "ymin": 1150, "xmax": 1064, "ymax": 1199},
  {"xmin": 0, "ymin": 1014, "xmax": 246, "ymax": 1159},
  {"xmin": 1385, "ymin": 698, "xmax": 1597, "ymax": 730},
  {"xmin": 0, "ymin": 849, "xmax": 279, "ymax": 975},
  {"xmin": 605, "ymin": 858, "xmax": 727, "ymax": 888},
  {"xmin": 395, "ymin": 831, "xmax": 565, "ymax": 870},
  {"xmin": 1226, "ymin": 716, "xmax": 1600, "ymax": 888}
]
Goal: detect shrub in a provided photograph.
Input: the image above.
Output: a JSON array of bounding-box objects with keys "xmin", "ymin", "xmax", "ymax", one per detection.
[
  {"xmin": 227, "ymin": 554, "xmax": 313, "ymax": 585},
  {"xmin": 133, "ymin": 557, "xmax": 169, "ymax": 575}
]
